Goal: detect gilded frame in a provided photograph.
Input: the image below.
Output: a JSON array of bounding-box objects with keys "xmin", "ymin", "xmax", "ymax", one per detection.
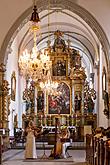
[
  {"xmin": 47, "ymin": 80, "xmax": 72, "ymax": 115},
  {"xmin": 11, "ymin": 71, "xmax": 16, "ymax": 101},
  {"xmin": 50, "ymin": 53, "xmax": 69, "ymax": 81}
]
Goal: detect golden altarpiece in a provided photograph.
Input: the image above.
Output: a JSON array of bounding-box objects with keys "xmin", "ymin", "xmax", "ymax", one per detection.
[{"xmin": 22, "ymin": 30, "xmax": 97, "ymax": 129}]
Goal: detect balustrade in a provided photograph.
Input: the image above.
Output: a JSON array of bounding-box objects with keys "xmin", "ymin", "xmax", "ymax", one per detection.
[{"xmin": 35, "ymin": 114, "xmax": 97, "ymax": 127}]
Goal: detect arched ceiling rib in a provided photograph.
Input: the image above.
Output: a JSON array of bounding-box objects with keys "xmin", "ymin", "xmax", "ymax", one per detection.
[
  {"xmin": 20, "ymin": 31, "xmax": 94, "ymax": 64},
  {"xmin": 18, "ymin": 8, "xmax": 97, "ymax": 66},
  {"xmin": 0, "ymin": 0, "xmax": 109, "ymax": 69}
]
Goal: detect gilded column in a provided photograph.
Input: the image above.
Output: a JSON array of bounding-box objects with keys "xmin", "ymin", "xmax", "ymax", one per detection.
[
  {"xmin": 0, "ymin": 64, "xmax": 6, "ymax": 127},
  {"xmin": 2, "ymin": 80, "xmax": 10, "ymax": 128},
  {"xmin": 0, "ymin": 63, "xmax": 10, "ymax": 129},
  {"xmin": 0, "ymin": 64, "xmax": 10, "ymax": 129}
]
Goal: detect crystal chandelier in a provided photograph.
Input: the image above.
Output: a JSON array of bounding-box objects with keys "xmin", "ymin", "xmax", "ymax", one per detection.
[
  {"xmin": 40, "ymin": 70, "xmax": 58, "ymax": 93},
  {"xmin": 18, "ymin": 3, "xmax": 52, "ymax": 81},
  {"xmin": 39, "ymin": 0, "xmax": 58, "ymax": 93}
]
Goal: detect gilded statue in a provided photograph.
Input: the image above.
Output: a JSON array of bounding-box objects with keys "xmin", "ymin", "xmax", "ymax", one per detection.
[
  {"xmin": 74, "ymin": 94, "xmax": 82, "ymax": 113},
  {"xmin": 53, "ymin": 30, "xmax": 66, "ymax": 52}
]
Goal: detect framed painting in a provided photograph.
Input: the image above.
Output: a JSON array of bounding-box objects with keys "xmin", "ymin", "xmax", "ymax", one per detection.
[
  {"xmin": 52, "ymin": 58, "xmax": 67, "ymax": 77},
  {"xmin": 48, "ymin": 82, "xmax": 70, "ymax": 114},
  {"xmin": 11, "ymin": 71, "xmax": 16, "ymax": 101}
]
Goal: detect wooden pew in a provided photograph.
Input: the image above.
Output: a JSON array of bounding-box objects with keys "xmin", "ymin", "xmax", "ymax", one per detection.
[
  {"xmin": 86, "ymin": 134, "xmax": 94, "ymax": 165},
  {"xmin": 99, "ymin": 139, "xmax": 105, "ymax": 165},
  {"xmin": 86, "ymin": 133, "xmax": 110, "ymax": 165},
  {"xmin": 93, "ymin": 137, "xmax": 105, "ymax": 165},
  {"xmin": 86, "ymin": 135, "xmax": 105, "ymax": 165},
  {"xmin": 104, "ymin": 139, "xmax": 110, "ymax": 165}
]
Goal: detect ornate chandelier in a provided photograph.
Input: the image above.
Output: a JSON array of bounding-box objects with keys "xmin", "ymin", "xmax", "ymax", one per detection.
[
  {"xmin": 18, "ymin": 3, "xmax": 52, "ymax": 81},
  {"xmin": 40, "ymin": 70, "xmax": 58, "ymax": 93}
]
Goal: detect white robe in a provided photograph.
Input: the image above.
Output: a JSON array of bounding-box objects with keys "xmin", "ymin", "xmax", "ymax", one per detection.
[{"xmin": 25, "ymin": 129, "xmax": 37, "ymax": 159}]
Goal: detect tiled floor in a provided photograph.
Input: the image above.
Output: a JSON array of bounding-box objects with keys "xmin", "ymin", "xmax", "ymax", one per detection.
[{"xmin": 2, "ymin": 149, "xmax": 86, "ymax": 165}]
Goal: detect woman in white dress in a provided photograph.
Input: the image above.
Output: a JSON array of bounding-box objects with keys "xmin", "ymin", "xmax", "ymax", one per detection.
[
  {"xmin": 25, "ymin": 121, "xmax": 37, "ymax": 159},
  {"xmin": 60, "ymin": 126, "xmax": 71, "ymax": 158}
]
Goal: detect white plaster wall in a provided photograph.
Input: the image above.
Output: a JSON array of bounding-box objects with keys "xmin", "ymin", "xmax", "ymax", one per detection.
[
  {"xmin": 5, "ymin": 39, "xmax": 19, "ymax": 136},
  {"xmin": 5, "ymin": 33, "xmax": 26, "ymax": 135},
  {"xmin": 98, "ymin": 45, "xmax": 108, "ymax": 128},
  {"xmin": 0, "ymin": 0, "xmax": 31, "ymax": 53},
  {"xmin": 78, "ymin": 0, "xmax": 110, "ymax": 43}
]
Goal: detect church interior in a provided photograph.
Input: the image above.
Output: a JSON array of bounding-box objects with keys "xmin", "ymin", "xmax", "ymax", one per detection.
[{"xmin": 0, "ymin": 0, "xmax": 110, "ymax": 165}]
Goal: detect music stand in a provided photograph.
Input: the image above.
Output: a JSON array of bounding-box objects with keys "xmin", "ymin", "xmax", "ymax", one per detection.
[{"xmin": 40, "ymin": 129, "xmax": 50, "ymax": 159}]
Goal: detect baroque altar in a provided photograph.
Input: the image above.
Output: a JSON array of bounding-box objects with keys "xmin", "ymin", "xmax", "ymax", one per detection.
[{"xmin": 22, "ymin": 30, "xmax": 97, "ymax": 129}]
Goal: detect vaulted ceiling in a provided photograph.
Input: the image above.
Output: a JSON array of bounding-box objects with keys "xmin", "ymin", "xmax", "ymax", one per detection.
[
  {"xmin": 0, "ymin": 0, "xmax": 110, "ymax": 68},
  {"xmin": 19, "ymin": 8, "xmax": 98, "ymax": 64}
]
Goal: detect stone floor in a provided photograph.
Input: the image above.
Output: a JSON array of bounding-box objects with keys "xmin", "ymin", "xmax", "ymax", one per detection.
[{"xmin": 2, "ymin": 149, "xmax": 86, "ymax": 165}]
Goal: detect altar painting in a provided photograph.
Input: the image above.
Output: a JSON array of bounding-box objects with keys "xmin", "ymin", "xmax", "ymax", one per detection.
[
  {"xmin": 48, "ymin": 82, "xmax": 70, "ymax": 114},
  {"xmin": 52, "ymin": 59, "xmax": 66, "ymax": 77}
]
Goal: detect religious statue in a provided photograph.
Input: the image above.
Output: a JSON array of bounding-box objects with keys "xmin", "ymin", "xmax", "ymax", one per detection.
[
  {"xmin": 14, "ymin": 114, "xmax": 18, "ymax": 128},
  {"xmin": 75, "ymin": 53, "xmax": 81, "ymax": 69},
  {"xmin": 103, "ymin": 90, "xmax": 109, "ymax": 118},
  {"xmin": 70, "ymin": 49, "xmax": 77, "ymax": 68},
  {"xmin": 23, "ymin": 81, "xmax": 35, "ymax": 114},
  {"xmin": 87, "ymin": 95, "xmax": 94, "ymax": 113},
  {"xmin": 74, "ymin": 94, "xmax": 82, "ymax": 113},
  {"xmin": 25, "ymin": 100, "xmax": 31, "ymax": 114},
  {"xmin": 37, "ymin": 91, "xmax": 44, "ymax": 112},
  {"xmin": 84, "ymin": 95, "xmax": 94, "ymax": 114},
  {"xmin": 84, "ymin": 81, "xmax": 96, "ymax": 114},
  {"xmin": 53, "ymin": 30, "xmax": 66, "ymax": 52}
]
